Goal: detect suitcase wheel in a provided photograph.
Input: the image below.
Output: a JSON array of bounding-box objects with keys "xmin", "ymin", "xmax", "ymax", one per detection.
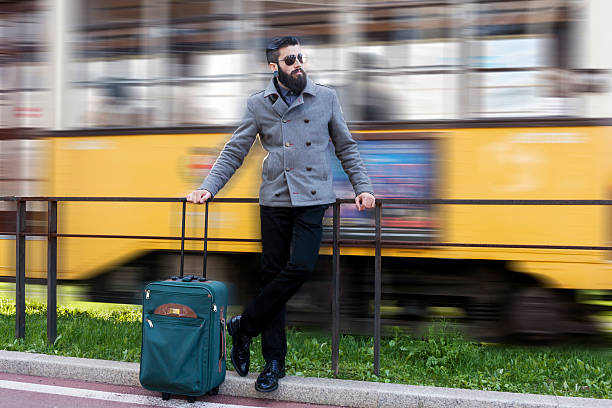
[
  {"xmin": 187, "ymin": 396, "xmax": 196, "ymax": 403},
  {"xmin": 161, "ymin": 392, "xmax": 171, "ymax": 401},
  {"xmin": 207, "ymin": 386, "xmax": 219, "ymax": 396}
]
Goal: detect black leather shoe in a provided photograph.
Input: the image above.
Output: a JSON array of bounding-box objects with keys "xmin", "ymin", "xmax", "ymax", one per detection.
[
  {"xmin": 227, "ymin": 315, "xmax": 251, "ymax": 377},
  {"xmin": 255, "ymin": 360, "xmax": 285, "ymax": 393}
]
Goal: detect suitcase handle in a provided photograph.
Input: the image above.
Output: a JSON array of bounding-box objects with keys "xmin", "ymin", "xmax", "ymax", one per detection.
[
  {"xmin": 169, "ymin": 274, "xmax": 207, "ymax": 282},
  {"xmin": 179, "ymin": 199, "xmax": 209, "ymax": 279}
]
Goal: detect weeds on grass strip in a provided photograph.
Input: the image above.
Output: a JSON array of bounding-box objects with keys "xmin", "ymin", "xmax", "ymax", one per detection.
[{"xmin": 0, "ymin": 299, "xmax": 610, "ymax": 399}]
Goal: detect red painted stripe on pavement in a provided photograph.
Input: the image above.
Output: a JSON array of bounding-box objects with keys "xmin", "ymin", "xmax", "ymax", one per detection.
[
  {"xmin": 1, "ymin": 387, "xmax": 160, "ymax": 408},
  {"xmin": 0, "ymin": 373, "xmax": 347, "ymax": 408}
]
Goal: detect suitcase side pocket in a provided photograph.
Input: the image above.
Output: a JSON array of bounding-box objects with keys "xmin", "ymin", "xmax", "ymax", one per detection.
[{"xmin": 140, "ymin": 314, "xmax": 208, "ymax": 395}]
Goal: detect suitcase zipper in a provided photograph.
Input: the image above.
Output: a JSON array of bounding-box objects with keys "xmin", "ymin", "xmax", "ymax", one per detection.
[
  {"xmin": 219, "ymin": 306, "xmax": 226, "ymax": 372},
  {"xmin": 145, "ymin": 289, "xmax": 150, "ymax": 299},
  {"xmin": 148, "ymin": 283, "xmax": 215, "ymax": 304}
]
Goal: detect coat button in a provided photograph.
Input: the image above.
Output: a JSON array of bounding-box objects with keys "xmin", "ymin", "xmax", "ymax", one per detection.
[
  {"xmin": 306, "ymin": 141, "xmax": 311, "ymax": 146},
  {"xmin": 304, "ymin": 119, "xmax": 309, "ymax": 123},
  {"xmin": 306, "ymin": 166, "xmax": 312, "ymax": 171},
  {"xmin": 274, "ymin": 193, "xmax": 280, "ymax": 197},
  {"xmin": 311, "ymin": 190, "xmax": 316, "ymax": 195}
]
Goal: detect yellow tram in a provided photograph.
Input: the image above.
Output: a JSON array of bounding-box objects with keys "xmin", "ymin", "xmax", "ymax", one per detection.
[{"xmin": 1, "ymin": 0, "xmax": 611, "ymax": 338}]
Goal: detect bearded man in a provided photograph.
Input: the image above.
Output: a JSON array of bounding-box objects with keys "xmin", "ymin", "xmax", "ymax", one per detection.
[{"xmin": 187, "ymin": 36, "xmax": 375, "ymax": 392}]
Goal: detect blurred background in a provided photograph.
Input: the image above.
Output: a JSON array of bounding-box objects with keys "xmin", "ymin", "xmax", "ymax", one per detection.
[
  {"xmin": 2, "ymin": 0, "xmax": 611, "ymax": 129},
  {"xmin": 1, "ymin": 0, "xmax": 612, "ymax": 342}
]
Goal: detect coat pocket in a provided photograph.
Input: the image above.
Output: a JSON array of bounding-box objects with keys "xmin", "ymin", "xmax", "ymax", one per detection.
[
  {"xmin": 140, "ymin": 314, "xmax": 208, "ymax": 395},
  {"xmin": 315, "ymin": 148, "xmax": 331, "ymax": 181},
  {"xmin": 263, "ymin": 152, "xmax": 283, "ymax": 181}
]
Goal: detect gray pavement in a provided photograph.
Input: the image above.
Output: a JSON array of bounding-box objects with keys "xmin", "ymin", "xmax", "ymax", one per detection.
[{"xmin": 0, "ymin": 350, "xmax": 610, "ymax": 408}]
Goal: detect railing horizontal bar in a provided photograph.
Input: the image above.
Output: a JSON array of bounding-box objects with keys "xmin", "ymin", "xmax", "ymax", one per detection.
[
  {"xmin": 3, "ymin": 232, "xmax": 259, "ymax": 242},
  {"xmin": 4, "ymin": 232, "xmax": 609, "ymax": 250},
  {"xmin": 54, "ymin": 233, "xmax": 261, "ymax": 242},
  {"xmin": 322, "ymin": 240, "xmax": 612, "ymax": 250},
  {"xmin": 334, "ymin": 198, "xmax": 612, "ymax": 205},
  {"xmin": 4, "ymin": 197, "xmax": 612, "ymax": 205},
  {"xmin": 0, "ymin": 197, "xmax": 260, "ymax": 203},
  {"xmin": 415, "ymin": 243, "xmax": 612, "ymax": 250}
]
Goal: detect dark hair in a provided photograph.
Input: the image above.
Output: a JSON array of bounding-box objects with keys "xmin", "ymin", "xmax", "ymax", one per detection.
[{"xmin": 266, "ymin": 36, "xmax": 300, "ymax": 63}]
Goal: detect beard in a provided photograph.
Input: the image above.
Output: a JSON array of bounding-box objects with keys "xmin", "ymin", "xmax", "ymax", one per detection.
[{"xmin": 278, "ymin": 66, "xmax": 307, "ymax": 94}]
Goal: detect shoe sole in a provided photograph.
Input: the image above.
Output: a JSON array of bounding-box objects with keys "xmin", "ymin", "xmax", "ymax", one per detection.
[{"xmin": 227, "ymin": 321, "xmax": 249, "ymax": 377}]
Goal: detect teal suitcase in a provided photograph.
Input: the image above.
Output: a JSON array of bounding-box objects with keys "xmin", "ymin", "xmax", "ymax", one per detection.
[{"xmin": 139, "ymin": 202, "xmax": 227, "ymax": 402}]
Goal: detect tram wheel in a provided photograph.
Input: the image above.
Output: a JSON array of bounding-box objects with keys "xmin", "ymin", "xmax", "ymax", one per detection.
[{"xmin": 504, "ymin": 287, "xmax": 563, "ymax": 342}]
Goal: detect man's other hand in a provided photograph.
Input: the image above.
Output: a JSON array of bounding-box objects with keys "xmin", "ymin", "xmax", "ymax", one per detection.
[
  {"xmin": 186, "ymin": 189, "xmax": 212, "ymax": 204},
  {"xmin": 355, "ymin": 192, "xmax": 375, "ymax": 211}
]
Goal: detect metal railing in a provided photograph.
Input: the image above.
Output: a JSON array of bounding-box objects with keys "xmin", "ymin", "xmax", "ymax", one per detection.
[{"xmin": 2, "ymin": 196, "xmax": 612, "ymax": 376}]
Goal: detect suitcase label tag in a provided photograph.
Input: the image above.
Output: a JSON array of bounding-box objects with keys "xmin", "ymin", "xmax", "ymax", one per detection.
[{"xmin": 154, "ymin": 303, "xmax": 198, "ymax": 318}]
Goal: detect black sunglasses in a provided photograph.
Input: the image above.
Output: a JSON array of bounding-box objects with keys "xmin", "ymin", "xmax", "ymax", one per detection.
[{"xmin": 280, "ymin": 54, "xmax": 304, "ymax": 66}]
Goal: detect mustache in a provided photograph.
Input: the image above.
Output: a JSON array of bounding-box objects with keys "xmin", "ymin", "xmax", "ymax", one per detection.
[{"xmin": 292, "ymin": 68, "xmax": 305, "ymax": 75}]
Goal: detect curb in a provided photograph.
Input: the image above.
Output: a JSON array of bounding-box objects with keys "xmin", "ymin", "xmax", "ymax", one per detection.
[{"xmin": 0, "ymin": 350, "xmax": 610, "ymax": 408}]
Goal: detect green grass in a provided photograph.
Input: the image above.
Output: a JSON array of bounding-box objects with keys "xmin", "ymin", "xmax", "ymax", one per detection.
[
  {"xmin": 1, "ymin": 298, "xmax": 610, "ymax": 399},
  {"xmin": 0, "ymin": 299, "xmax": 142, "ymax": 361},
  {"xmin": 0, "ymin": 282, "xmax": 142, "ymax": 314}
]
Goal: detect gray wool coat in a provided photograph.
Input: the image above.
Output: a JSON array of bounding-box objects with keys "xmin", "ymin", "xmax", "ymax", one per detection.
[{"xmin": 199, "ymin": 77, "xmax": 373, "ymax": 207}]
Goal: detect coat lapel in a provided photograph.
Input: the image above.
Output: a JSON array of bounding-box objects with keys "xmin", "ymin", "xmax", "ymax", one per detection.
[
  {"xmin": 272, "ymin": 97, "xmax": 289, "ymax": 117},
  {"xmin": 264, "ymin": 79, "xmax": 288, "ymax": 117},
  {"xmin": 286, "ymin": 95, "xmax": 304, "ymax": 114}
]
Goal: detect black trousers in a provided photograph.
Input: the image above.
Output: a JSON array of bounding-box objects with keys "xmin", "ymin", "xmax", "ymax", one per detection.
[{"xmin": 241, "ymin": 204, "xmax": 328, "ymax": 362}]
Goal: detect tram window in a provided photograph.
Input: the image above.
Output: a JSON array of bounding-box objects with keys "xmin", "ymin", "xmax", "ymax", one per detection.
[
  {"xmin": 479, "ymin": 72, "xmax": 539, "ymax": 117},
  {"xmin": 407, "ymin": 74, "xmax": 458, "ymax": 120},
  {"xmin": 410, "ymin": 41, "xmax": 457, "ymax": 68},
  {"xmin": 180, "ymin": 52, "xmax": 250, "ymax": 125},
  {"xmin": 1, "ymin": 4, "xmax": 50, "ymax": 129},
  {"xmin": 475, "ymin": 38, "xmax": 548, "ymax": 69},
  {"xmin": 472, "ymin": 37, "xmax": 547, "ymax": 116},
  {"xmin": 466, "ymin": 0, "xmax": 575, "ymax": 117},
  {"xmin": 67, "ymin": 0, "xmax": 250, "ymax": 127}
]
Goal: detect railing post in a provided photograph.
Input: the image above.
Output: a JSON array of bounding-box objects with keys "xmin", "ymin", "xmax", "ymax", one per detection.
[
  {"xmin": 15, "ymin": 199, "xmax": 26, "ymax": 339},
  {"xmin": 203, "ymin": 201, "xmax": 208, "ymax": 278},
  {"xmin": 180, "ymin": 200, "xmax": 186, "ymax": 277},
  {"xmin": 47, "ymin": 200, "xmax": 58, "ymax": 344},
  {"xmin": 374, "ymin": 201, "xmax": 382, "ymax": 376},
  {"xmin": 331, "ymin": 201, "xmax": 340, "ymax": 376}
]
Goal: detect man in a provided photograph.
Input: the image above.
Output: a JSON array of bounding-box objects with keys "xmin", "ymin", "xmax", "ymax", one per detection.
[{"xmin": 187, "ymin": 36, "xmax": 375, "ymax": 392}]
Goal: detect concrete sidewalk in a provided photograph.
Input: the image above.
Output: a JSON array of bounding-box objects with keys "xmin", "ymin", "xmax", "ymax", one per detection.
[{"xmin": 0, "ymin": 350, "xmax": 609, "ymax": 408}]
